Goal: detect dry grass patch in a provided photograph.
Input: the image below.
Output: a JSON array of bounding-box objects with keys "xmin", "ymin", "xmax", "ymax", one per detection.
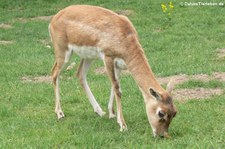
[
  {"xmin": 31, "ymin": 16, "xmax": 52, "ymax": 21},
  {"xmin": 21, "ymin": 76, "xmax": 52, "ymax": 83},
  {"xmin": 0, "ymin": 40, "xmax": 14, "ymax": 45},
  {"xmin": 95, "ymin": 66, "xmax": 130, "ymax": 75},
  {"xmin": 21, "ymin": 70, "xmax": 225, "ymax": 101},
  {"xmin": 157, "ymin": 74, "xmax": 188, "ymax": 85},
  {"xmin": 213, "ymin": 72, "xmax": 225, "ymax": 82},
  {"xmin": 191, "ymin": 74, "xmax": 211, "ymax": 82},
  {"xmin": 17, "ymin": 16, "xmax": 52, "ymax": 23},
  {"xmin": 94, "ymin": 68, "xmax": 225, "ymax": 101},
  {"xmin": 157, "ymin": 73, "xmax": 225, "ymax": 85},
  {"xmin": 115, "ymin": 9, "xmax": 134, "ymax": 16},
  {"xmin": 217, "ymin": 48, "xmax": 225, "ymax": 59},
  {"xmin": 94, "ymin": 67, "xmax": 107, "ymax": 75},
  {"xmin": 173, "ymin": 88, "xmax": 223, "ymax": 102},
  {"xmin": 0, "ymin": 23, "xmax": 12, "ymax": 29},
  {"xmin": 157, "ymin": 74, "xmax": 224, "ymax": 101}
]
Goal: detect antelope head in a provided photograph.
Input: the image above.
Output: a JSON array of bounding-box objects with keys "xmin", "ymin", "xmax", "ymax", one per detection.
[{"xmin": 145, "ymin": 80, "xmax": 177, "ymax": 138}]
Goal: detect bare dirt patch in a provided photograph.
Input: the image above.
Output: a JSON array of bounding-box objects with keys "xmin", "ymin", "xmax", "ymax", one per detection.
[
  {"xmin": 0, "ymin": 40, "xmax": 14, "ymax": 45},
  {"xmin": 17, "ymin": 18, "xmax": 28, "ymax": 23},
  {"xmin": 94, "ymin": 66, "xmax": 130, "ymax": 75},
  {"xmin": 173, "ymin": 88, "xmax": 223, "ymax": 101},
  {"xmin": 212, "ymin": 72, "xmax": 225, "ymax": 82},
  {"xmin": 31, "ymin": 16, "xmax": 52, "ymax": 21},
  {"xmin": 95, "ymin": 69, "xmax": 225, "ymax": 101},
  {"xmin": 115, "ymin": 9, "xmax": 134, "ymax": 16},
  {"xmin": 190, "ymin": 74, "xmax": 211, "ymax": 82},
  {"xmin": 158, "ymin": 73, "xmax": 225, "ymax": 101},
  {"xmin": 217, "ymin": 48, "xmax": 225, "ymax": 59},
  {"xmin": 95, "ymin": 67, "xmax": 107, "ymax": 75},
  {"xmin": 22, "ymin": 70, "xmax": 225, "ymax": 101},
  {"xmin": 95, "ymin": 66, "xmax": 225, "ymax": 84},
  {"xmin": 17, "ymin": 16, "xmax": 52, "ymax": 23},
  {"xmin": 0, "ymin": 24, "xmax": 12, "ymax": 29},
  {"xmin": 157, "ymin": 74, "xmax": 188, "ymax": 85},
  {"xmin": 157, "ymin": 73, "xmax": 225, "ymax": 85},
  {"xmin": 157, "ymin": 73, "xmax": 224, "ymax": 101},
  {"xmin": 21, "ymin": 76, "xmax": 52, "ymax": 83}
]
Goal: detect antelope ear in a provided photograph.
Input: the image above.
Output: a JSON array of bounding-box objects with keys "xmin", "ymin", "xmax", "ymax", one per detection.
[
  {"xmin": 166, "ymin": 79, "xmax": 175, "ymax": 94},
  {"xmin": 149, "ymin": 88, "xmax": 162, "ymax": 101}
]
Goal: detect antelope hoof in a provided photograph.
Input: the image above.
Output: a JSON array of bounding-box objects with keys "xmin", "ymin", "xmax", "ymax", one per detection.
[
  {"xmin": 94, "ymin": 107, "xmax": 106, "ymax": 117},
  {"xmin": 119, "ymin": 126, "xmax": 128, "ymax": 132},
  {"xmin": 109, "ymin": 113, "xmax": 116, "ymax": 119},
  {"xmin": 56, "ymin": 110, "xmax": 65, "ymax": 119},
  {"xmin": 119, "ymin": 123, "xmax": 128, "ymax": 132}
]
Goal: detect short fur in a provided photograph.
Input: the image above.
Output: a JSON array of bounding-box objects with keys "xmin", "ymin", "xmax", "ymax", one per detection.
[{"xmin": 49, "ymin": 5, "xmax": 177, "ymax": 137}]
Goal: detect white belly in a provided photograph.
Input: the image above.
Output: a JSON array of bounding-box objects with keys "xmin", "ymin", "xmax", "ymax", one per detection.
[
  {"xmin": 67, "ymin": 44, "xmax": 127, "ymax": 70},
  {"xmin": 68, "ymin": 44, "xmax": 104, "ymax": 59}
]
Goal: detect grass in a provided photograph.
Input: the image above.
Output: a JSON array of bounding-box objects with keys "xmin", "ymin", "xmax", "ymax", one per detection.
[{"xmin": 0, "ymin": 0, "xmax": 225, "ymax": 148}]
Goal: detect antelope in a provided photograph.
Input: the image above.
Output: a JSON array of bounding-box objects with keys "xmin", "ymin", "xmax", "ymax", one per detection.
[{"xmin": 49, "ymin": 5, "xmax": 177, "ymax": 137}]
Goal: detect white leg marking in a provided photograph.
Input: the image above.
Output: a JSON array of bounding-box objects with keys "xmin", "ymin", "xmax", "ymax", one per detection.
[
  {"xmin": 55, "ymin": 76, "xmax": 65, "ymax": 119},
  {"xmin": 80, "ymin": 60, "xmax": 105, "ymax": 116},
  {"xmin": 117, "ymin": 112, "xmax": 127, "ymax": 131},
  {"xmin": 65, "ymin": 49, "xmax": 73, "ymax": 63},
  {"xmin": 117, "ymin": 112, "xmax": 123, "ymax": 131},
  {"xmin": 108, "ymin": 86, "xmax": 116, "ymax": 118}
]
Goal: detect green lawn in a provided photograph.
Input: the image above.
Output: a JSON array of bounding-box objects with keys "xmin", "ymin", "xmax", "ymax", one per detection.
[{"xmin": 0, "ymin": 0, "xmax": 225, "ymax": 148}]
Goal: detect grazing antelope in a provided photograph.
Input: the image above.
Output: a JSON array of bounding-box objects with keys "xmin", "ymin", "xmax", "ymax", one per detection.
[{"xmin": 49, "ymin": 5, "xmax": 177, "ymax": 137}]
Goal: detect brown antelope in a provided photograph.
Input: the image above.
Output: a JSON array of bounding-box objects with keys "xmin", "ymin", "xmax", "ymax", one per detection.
[{"xmin": 49, "ymin": 5, "xmax": 177, "ymax": 137}]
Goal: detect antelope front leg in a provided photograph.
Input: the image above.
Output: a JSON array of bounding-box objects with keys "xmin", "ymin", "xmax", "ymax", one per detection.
[
  {"xmin": 108, "ymin": 63, "xmax": 122, "ymax": 119},
  {"xmin": 105, "ymin": 57, "xmax": 127, "ymax": 131},
  {"xmin": 52, "ymin": 62, "xmax": 65, "ymax": 119},
  {"xmin": 108, "ymin": 86, "xmax": 116, "ymax": 118}
]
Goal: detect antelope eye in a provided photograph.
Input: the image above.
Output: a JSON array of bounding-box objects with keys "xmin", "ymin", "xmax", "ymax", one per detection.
[{"xmin": 158, "ymin": 111, "xmax": 165, "ymax": 118}]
